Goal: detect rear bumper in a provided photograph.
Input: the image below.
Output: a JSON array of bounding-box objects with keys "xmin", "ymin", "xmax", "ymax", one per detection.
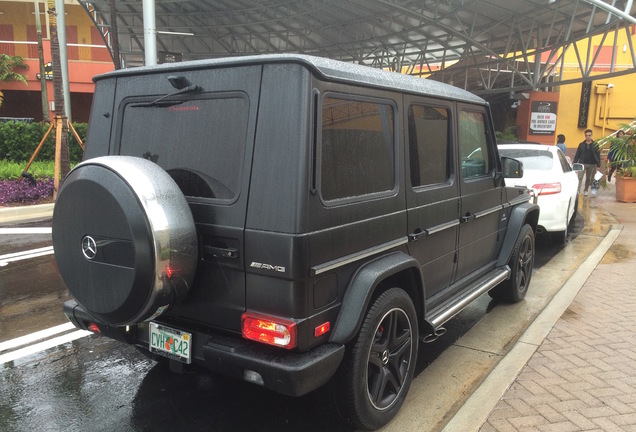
[{"xmin": 63, "ymin": 300, "xmax": 344, "ymax": 397}]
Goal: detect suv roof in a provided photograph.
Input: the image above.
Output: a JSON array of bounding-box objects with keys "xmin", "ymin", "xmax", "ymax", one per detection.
[{"xmin": 94, "ymin": 53, "xmax": 485, "ymax": 105}]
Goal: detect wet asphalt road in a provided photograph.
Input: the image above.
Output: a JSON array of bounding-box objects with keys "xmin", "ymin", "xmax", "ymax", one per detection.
[{"xmin": 0, "ymin": 216, "xmax": 582, "ymax": 432}]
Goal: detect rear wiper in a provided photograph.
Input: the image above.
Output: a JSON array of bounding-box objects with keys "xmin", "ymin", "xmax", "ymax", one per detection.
[{"xmin": 131, "ymin": 84, "xmax": 201, "ymax": 108}]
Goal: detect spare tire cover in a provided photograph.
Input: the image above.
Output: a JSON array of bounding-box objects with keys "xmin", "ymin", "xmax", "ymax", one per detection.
[{"xmin": 52, "ymin": 156, "xmax": 197, "ymax": 326}]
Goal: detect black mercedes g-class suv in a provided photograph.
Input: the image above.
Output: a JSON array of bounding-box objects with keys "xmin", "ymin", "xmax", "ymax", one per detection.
[{"xmin": 52, "ymin": 54, "xmax": 538, "ymax": 430}]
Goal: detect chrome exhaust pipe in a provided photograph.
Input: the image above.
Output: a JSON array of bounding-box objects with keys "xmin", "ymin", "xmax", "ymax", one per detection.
[{"xmin": 422, "ymin": 327, "xmax": 447, "ymax": 344}]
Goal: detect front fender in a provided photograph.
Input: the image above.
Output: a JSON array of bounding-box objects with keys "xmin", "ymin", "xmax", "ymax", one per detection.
[
  {"xmin": 329, "ymin": 251, "xmax": 423, "ymax": 344},
  {"xmin": 497, "ymin": 202, "xmax": 540, "ymax": 267}
]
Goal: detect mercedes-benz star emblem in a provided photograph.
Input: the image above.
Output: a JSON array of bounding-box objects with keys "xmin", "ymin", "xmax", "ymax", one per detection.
[{"xmin": 81, "ymin": 236, "xmax": 97, "ymax": 260}]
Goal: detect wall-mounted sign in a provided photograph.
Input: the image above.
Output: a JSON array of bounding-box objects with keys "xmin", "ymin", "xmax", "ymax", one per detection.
[
  {"xmin": 529, "ymin": 100, "xmax": 557, "ymax": 135},
  {"xmin": 577, "ymin": 81, "xmax": 592, "ymax": 128},
  {"xmin": 36, "ymin": 62, "xmax": 53, "ymax": 80}
]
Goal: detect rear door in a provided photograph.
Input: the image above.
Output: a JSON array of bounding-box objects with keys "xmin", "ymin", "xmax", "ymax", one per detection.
[
  {"xmin": 404, "ymin": 97, "xmax": 459, "ymax": 299},
  {"xmin": 114, "ymin": 65, "xmax": 262, "ymax": 332},
  {"xmin": 455, "ymin": 105, "xmax": 502, "ymax": 281}
]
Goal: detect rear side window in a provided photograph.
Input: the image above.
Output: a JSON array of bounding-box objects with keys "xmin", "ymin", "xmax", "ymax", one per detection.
[
  {"xmin": 119, "ymin": 94, "xmax": 249, "ymax": 201},
  {"xmin": 408, "ymin": 104, "xmax": 451, "ymax": 187},
  {"xmin": 459, "ymin": 110, "xmax": 492, "ymax": 179},
  {"xmin": 320, "ymin": 96, "xmax": 395, "ymax": 201}
]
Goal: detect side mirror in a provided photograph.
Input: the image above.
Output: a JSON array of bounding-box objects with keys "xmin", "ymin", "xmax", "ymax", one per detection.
[
  {"xmin": 572, "ymin": 163, "xmax": 584, "ymax": 171},
  {"xmin": 502, "ymin": 157, "xmax": 524, "ymax": 178}
]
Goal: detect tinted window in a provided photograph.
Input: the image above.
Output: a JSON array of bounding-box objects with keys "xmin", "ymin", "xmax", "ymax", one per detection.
[
  {"xmin": 119, "ymin": 95, "xmax": 249, "ymax": 200},
  {"xmin": 459, "ymin": 110, "xmax": 491, "ymax": 178},
  {"xmin": 320, "ymin": 97, "xmax": 395, "ymax": 201},
  {"xmin": 498, "ymin": 149, "xmax": 553, "ymax": 170},
  {"xmin": 408, "ymin": 105, "xmax": 450, "ymax": 187}
]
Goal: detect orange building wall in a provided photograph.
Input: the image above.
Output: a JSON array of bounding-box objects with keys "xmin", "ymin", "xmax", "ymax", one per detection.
[
  {"xmin": 0, "ymin": 1, "xmax": 115, "ymax": 121},
  {"xmin": 516, "ymin": 91, "xmax": 560, "ymax": 144}
]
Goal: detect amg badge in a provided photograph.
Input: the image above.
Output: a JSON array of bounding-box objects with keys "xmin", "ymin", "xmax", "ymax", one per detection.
[{"xmin": 250, "ymin": 262, "xmax": 286, "ymax": 273}]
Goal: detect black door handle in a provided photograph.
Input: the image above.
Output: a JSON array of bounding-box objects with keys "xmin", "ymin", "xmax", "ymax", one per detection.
[
  {"xmin": 203, "ymin": 245, "xmax": 238, "ymax": 259},
  {"xmin": 408, "ymin": 228, "xmax": 428, "ymax": 242},
  {"xmin": 460, "ymin": 213, "xmax": 476, "ymax": 223}
]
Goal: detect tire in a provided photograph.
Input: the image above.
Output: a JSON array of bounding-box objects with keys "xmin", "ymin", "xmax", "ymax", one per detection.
[
  {"xmin": 551, "ymin": 227, "xmax": 567, "ymax": 245},
  {"xmin": 333, "ymin": 288, "xmax": 418, "ymax": 430},
  {"xmin": 52, "ymin": 156, "xmax": 198, "ymax": 326},
  {"xmin": 490, "ymin": 224, "xmax": 534, "ymax": 303}
]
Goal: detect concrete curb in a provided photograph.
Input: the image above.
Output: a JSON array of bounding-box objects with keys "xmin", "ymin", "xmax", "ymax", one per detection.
[
  {"xmin": 0, "ymin": 203, "xmax": 54, "ymax": 225},
  {"xmin": 441, "ymin": 225, "xmax": 623, "ymax": 432}
]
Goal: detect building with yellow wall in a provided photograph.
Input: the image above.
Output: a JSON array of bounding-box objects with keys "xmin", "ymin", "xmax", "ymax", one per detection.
[{"xmin": 551, "ymin": 27, "xmax": 635, "ymax": 154}]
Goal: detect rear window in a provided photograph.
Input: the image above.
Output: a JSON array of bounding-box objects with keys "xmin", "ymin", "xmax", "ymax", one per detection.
[
  {"xmin": 119, "ymin": 94, "xmax": 249, "ymax": 201},
  {"xmin": 498, "ymin": 148, "xmax": 553, "ymax": 170}
]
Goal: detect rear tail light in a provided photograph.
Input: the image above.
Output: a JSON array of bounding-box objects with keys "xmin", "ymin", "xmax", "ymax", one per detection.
[
  {"xmin": 242, "ymin": 312, "xmax": 297, "ymax": 349},
  {"xmin": 532, "ymin": 182, "xmax": 561, "ymax": 196},
  {"xmin": 87, "ymin": 322, "xmax": 101, "ymax": 333}
]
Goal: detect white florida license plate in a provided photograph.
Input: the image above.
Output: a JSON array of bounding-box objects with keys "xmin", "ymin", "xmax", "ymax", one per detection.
[{"xmin": 149, "ymin": 322, "xmax": 192, "ymax": 364}]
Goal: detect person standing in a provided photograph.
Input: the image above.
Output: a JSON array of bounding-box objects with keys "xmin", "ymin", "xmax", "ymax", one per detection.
[
  {"xmin": 607, "ymin": 130, "xmax": 625, "ymax": 182},
  {"xmin": 556, "ymin": 134, "xmax": 567, "ymax": 155},
  {"xmin": 573, "ymin": 129, "xmax": 601, "ymax": 196}
]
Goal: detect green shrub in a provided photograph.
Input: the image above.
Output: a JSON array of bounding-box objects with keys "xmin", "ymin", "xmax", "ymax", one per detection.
[
  {"xmin": 0, "ymin": 121, "xmax": 85, "ymax": 164},
  {"xmin": 495, "ymin": 126, "xmax": 518, "ymax": 142},
  {"xmin": 0, "ymin": 160, "xmax": 60, "ymax": 180}
]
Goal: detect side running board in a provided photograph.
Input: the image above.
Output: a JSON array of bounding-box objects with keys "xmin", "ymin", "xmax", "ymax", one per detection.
[{"xmin": 425, "ymin": 266, "xmax": 510, "ymax": 331}]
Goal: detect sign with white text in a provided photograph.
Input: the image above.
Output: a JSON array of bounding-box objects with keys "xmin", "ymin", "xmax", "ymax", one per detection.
[{"xmin": 529, "ymin": 101, "xmax": 557, "ymax": 135}]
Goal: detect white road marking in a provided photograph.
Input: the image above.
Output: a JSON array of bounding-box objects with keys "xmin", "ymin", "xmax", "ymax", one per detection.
[
  {"xmin": 0, "ymin": 245, "xmax": 55, "ymax": 267},
  {"xmin": 0, "ymin": 322, "xmax": 76, "ymax": 353},
  {"xmin": 0, "ymin": 330, "xmax": 92, "ymax": 365},
  {"xmin": 0, "ymin": 227, "xmax": 52, "ymax": 235}
]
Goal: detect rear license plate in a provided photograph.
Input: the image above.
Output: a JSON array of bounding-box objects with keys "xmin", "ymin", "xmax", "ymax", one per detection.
[{"xmin": 149, "ymin": 322, "xmax": 192, "ymax": 364}]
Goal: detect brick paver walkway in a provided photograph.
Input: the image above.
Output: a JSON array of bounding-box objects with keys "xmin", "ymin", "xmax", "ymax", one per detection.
[{"xmin": 481, "ymin": 190, "xmax": 636, "ymax": 432}]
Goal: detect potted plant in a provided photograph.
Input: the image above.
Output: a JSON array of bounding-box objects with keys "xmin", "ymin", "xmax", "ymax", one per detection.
[{"xmin": 604, "ymin": 122, "xmax": 636, "ymax": 202}]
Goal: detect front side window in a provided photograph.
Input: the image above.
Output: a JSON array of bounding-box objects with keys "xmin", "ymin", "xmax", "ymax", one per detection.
[
  {"xmin": 320, "ymin": 96, "xmax": 395, "ymax": 201},
  {"xmin": 119, "ymin": 94, "xmax": 249, "ymax": 201},
  {"xmin": 408, "ymin": 104, "xmax": 450, "ymax": 187},
  {"xmin": 459, "ymin": 110, "xmax": 492, "ymax": 179}
]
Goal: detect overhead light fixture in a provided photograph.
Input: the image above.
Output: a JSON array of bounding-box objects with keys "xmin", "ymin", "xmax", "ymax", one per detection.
[{"xmin": 157, "ymin": 30, "xmax": 194, "ymax": 36}]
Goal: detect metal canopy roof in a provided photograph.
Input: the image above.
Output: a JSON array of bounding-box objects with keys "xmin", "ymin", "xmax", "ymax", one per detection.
[{"xmin": 78, "ymin": 0, "xmax": 636, "ymax": 95}]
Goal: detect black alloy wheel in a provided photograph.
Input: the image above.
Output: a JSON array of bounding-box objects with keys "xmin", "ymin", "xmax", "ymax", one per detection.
[
  {"xmin": 490, "ymin": 224, "xmax": 535, "ymax": 303},
  {"xmin": 334, "ymin": 288, "xmax": 418, "ymax": 430}
]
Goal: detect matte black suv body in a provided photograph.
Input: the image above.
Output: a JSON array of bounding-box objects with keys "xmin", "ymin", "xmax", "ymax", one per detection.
[{"xmin": 52, "ymin": 54, "xmax": 538, "ymax": 430}]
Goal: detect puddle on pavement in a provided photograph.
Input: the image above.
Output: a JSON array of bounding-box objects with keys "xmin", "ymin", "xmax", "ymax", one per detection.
[{"xmin": 600, "ymin": 242, "xmax": 635, "ymax": 264}]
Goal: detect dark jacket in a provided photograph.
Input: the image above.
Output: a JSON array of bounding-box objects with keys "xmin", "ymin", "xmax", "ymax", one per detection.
[{"xmin": 573, "ymin": 140, "xmax": 601, "ymax": 166}]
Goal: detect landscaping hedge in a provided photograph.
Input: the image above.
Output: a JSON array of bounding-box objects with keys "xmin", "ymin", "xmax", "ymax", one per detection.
[{"xmin": 0, "ymin": 121, "xmax": 85, "ymax": 164}]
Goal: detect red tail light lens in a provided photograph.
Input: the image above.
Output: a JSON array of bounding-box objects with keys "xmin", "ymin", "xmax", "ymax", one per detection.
[
  {"xmin": 532, "ymin": 182, "xmax": 561, "ymax": 196},
  {"xmin": 242, "ymin": 312, "xmax": 297, "ymax": 349}
]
